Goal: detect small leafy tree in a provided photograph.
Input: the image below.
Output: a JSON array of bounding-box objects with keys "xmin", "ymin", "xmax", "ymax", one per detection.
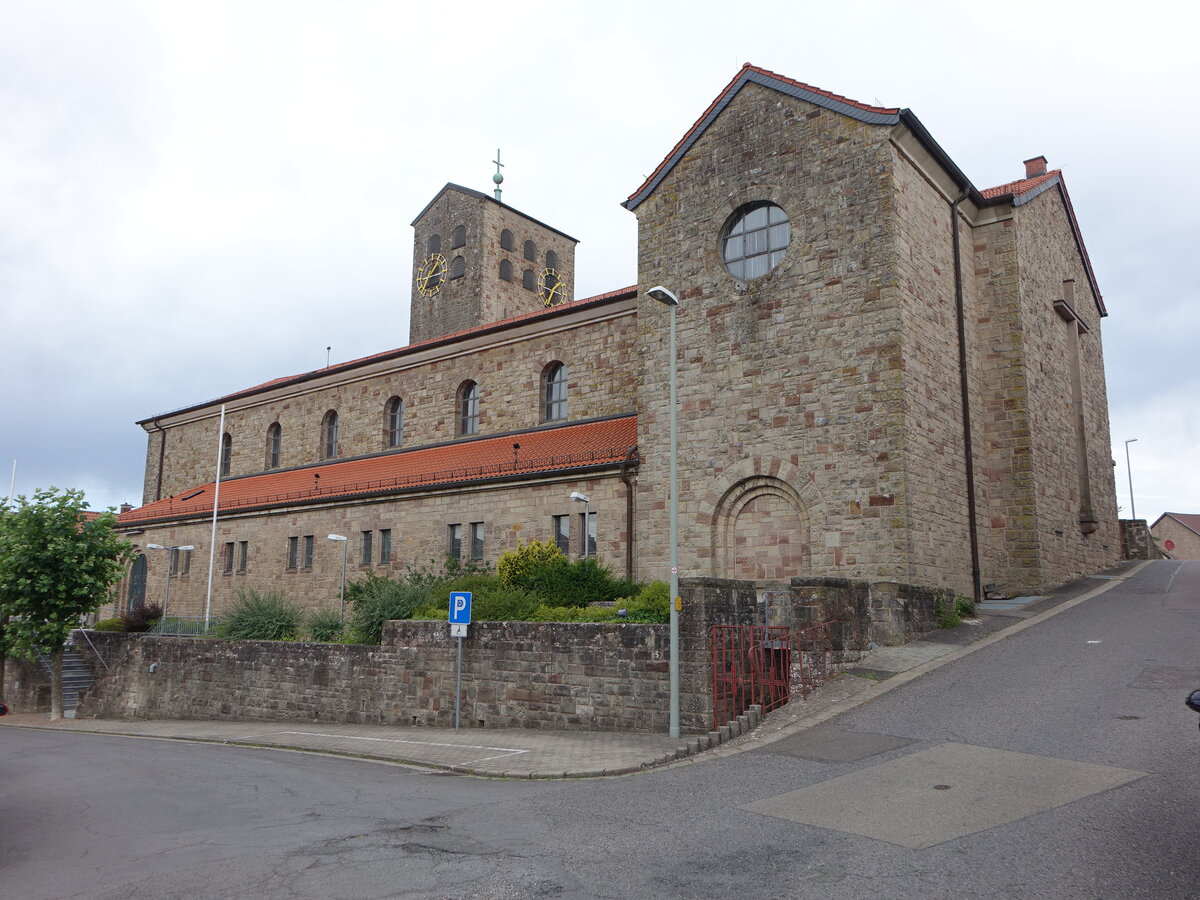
[{"xmin": 0, "ymin": 488, "xmax": 134, "ymax": 718}]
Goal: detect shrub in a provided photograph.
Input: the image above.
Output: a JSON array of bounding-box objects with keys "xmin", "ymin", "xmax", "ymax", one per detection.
[
  {"xmin": 935, "ymin": 594, "xmax": 962, "ymax": 629},
  {"xmin": 93, "ymin": 617, "xmax": 126, "ymax": 632},
  {"xmin": 219, "ymin": 590, "xmax": 302, "ymax": 641},
  {"xmin": 619, "ymin": 581, "xmax": 670, "ymax": 623},
  {"xmin": 954, "ymin": 595, "xmax": 977, "ymax": 619},
  {"xmin": 306, "ymin": 608, "xmax": 345, "ymax": 643},
  {"xmin": 119, "ymin": 602, "xmax": 163, "ymax": 633},
  {"xmin": 526, "ymin": 605, "xmax": 617, "ymax": 623},
  {"xmin": 497, "ymin": 540, "xmax": 566, "ymax": 588},
  {"xmin": 345, "ymin": 572, "xmax": 427, "ymax": 644}
]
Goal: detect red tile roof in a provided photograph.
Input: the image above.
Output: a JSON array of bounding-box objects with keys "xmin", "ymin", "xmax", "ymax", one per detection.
[
  {"xmin": 980, "ymin": 170, "xmax": 1061, "ymax": 199},
  {"xmin": 119, "ymin": 416, "xmax": 638, "ymax": 526},
  {"xmin": 139, "ymin": 285, "xmax": 638, "ymax": 424}
]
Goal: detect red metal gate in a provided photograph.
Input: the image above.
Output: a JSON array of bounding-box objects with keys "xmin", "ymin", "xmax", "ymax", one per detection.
[{"xmin": 711, "ymin": 625, "xmax": 791, "ymax": 730}]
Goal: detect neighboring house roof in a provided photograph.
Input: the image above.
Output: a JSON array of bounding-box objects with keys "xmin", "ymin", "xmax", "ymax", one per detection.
[
  {"xmin": 137, "ymin": 285, "xmax": 638, "ymax": 425},
  {"xmin": 623, "ymin": 63, "xmax": 1105, "ymax": 317},
  {"xmin": 1150, "ymin": 512, "xmax": 1200, "ymax": 536},
  {"xmin": 119, "ymin": 415, "xmax": 638, "ymax": 526}
]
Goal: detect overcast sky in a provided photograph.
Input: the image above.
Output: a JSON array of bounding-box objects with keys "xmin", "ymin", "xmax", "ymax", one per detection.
[{"xmin": 3, "ymin": 0, "xmax": 1197, "ymax": 527}]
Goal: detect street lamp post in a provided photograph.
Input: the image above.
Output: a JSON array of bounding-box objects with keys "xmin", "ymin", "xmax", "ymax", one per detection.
[
  {"xmin": 647, "ymin": 285, "xmax": 680, "ymax": 740},
  {"xmin": 570, "ymin": 492, "xmax": 591, "ymax": 559},
  {"xmin": 327, "ymin": 535, "xmax": 349, "ymax": 622},
  {"xmin": 1124, "ymin": 439, "xmax": 1138, "ymax": 521},
  {"xmin": 145, "ymin": 543, "xmax": 194, "ymax": 625}
]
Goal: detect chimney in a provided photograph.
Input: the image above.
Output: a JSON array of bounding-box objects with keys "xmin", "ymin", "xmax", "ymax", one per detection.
[
  {"xmin": 1023, "ymin": 155, "xmax": 1048, "ymax": 179},
  {"xmin": 119, "ymin": 502, "xmax": 133, "ymax": 514}
]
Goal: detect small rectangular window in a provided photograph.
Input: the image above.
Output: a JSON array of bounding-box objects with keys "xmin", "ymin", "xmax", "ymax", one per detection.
[
  {"xmin": 379, "ymin": 529, "xmax": 391, "ymax": 565},
  {"xmin": 302, "ymin": 535, "xmax": 314, "ymax": 570},
  {"xmin": 470, "ymin": 522, "xmax": 484, "ymax": 561},
  {"xmin": 181, "ymin": 549, "xmax": 192, "ymax": 575},
  {"xmin": 222, "ymin": 542, "xmax": 235, "ymax": 575},
  {"xmin": 169, "ymin": 548, "xmax": 180, "ymax": 575},
  {"xmin": 287, "ymin": 536, "xmax": 299, "ymax": 570},
  {"xmin": 237, "ymin": 541, "xmax": 248, "ymax": 574},
  {"xmin": 361, "ymin": 530, "xmax": 373, "ymax": 566},
  {"xmin": 580, "ymin": 512, "xmax": 597, "ymax": 557},
  {"xmin": 448, "ymin": 524, "xmax": 463, "ymax": 560},
  {"xmin": 553, "ymin": 515, "xmax": 570, "ymax": 555}
]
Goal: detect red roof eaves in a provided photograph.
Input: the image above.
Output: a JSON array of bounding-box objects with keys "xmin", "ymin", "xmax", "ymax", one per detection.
[{"xmin": 119, "ymin": 416, "xmax": 638, "ymax": 526}]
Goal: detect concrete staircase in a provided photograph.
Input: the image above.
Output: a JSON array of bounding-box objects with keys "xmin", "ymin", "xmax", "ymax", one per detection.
[{"xmin": 37, "ymin": 645, "xmax": 97, "ymax": 718}]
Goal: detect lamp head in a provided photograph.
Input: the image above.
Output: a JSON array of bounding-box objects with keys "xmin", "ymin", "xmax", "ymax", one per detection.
[
  {"xmin": 177, "ymin": 545, "xmax": 195, "ymax": 552},
  {"xmin": 570, "ymin": 492, "xmax": 590, "ymax": 503},
  {"xmin": 646, "ymin": 285, "xmax": 679, "ymax": 307},
  {"xmin": 146, "ymin": 543, "xmax": 164, "ymax": 550},
  {"xmin": 327, "ymin": 534, "xmax": 347, "ymax": 542}
]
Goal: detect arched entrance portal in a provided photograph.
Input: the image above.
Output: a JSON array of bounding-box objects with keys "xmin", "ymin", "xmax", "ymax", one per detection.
[{"xmin": 712, "ymin": 475, "xmax": 809, "ymax": 582}]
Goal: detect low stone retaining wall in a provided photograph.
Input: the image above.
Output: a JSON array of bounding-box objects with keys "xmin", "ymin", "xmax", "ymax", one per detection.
[
  {"xmin": 76, "ymin": 621, "xmax": 695, "ymax": 733},
  {"xmin": 2, "ymin": 658, "xmax": 51, "ymax": 713}
]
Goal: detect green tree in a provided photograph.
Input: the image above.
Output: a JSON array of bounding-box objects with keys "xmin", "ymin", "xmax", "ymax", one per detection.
[{"xmin": 0, "ymin": 488, "xmax": 134, "ymax": 718}]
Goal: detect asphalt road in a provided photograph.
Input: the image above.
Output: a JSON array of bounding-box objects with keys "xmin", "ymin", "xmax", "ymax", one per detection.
[{"xmin": 3, "ymin": 561, "xmax": 1197, "ymax": 899}]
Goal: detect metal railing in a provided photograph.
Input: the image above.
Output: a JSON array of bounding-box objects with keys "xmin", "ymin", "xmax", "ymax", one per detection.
[
  {"xmin": 71, "ymin": 628, "xmax": 108, "ymax": 670},
  {"xmin": 148, "ymin": 616, "xmax": 222, "ymax": 637}
]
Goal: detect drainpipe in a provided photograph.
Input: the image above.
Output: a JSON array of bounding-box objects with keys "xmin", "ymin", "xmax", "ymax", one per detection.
[
  {"xmin": 951, "ymin": 186, "xmax": 983, "ymax": 604},
  {"xmin": 153, "ymin": 419, "xmax": 166, "ymax": 502},
  {"xmin": 618, "ymin": 446, "xmax": 639, "ymax": 582}
]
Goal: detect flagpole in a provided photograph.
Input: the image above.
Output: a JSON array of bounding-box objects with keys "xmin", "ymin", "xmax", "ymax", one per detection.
[{"xmin": 205, "ymin": 405, "xmax": 226, "ymax": 630}]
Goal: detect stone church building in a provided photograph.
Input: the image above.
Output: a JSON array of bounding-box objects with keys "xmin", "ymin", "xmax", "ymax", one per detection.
[{"xmin": 111, "ymin": 64, "xmax": 1119, "ymax": 619}]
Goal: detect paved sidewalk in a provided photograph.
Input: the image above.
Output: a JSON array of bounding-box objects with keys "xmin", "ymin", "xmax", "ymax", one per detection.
[{"xmin": 1, "ymin": 561, "xmax": 1145, "ymax": 777}]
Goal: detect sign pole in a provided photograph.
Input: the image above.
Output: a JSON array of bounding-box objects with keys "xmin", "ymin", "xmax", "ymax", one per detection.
[{"xmin": 448, "ymin": 591, "xmax": 472, "ymax": 732}]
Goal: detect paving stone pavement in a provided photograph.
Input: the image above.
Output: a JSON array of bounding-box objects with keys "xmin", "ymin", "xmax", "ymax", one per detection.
[{"xmin": 1, "ymin": 561, "xmax": 1146, "ymax": 778}]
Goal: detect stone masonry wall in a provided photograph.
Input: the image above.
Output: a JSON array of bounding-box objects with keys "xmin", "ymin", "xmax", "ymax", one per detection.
[
  {"xmin": 634, "ymin": 82, "xmax": 908, "ymax": 587},
  {"xmin": 107, "ymin": 468, "xmax": 633, "ymax": 619},
  {"xmin": 144, "ymin": 301, "xmax": 636, "ymax": 502},
  {"xmin": 76, "ymin": 623, "xmax": 680, "ymax": 732},
  {"xmin": 1013, "ymin": 188, "xmax": 1119, "ymax": 586},
  {"xmin": 889, "ymin": 146, "xmax": 978, "ymax": 592},
  {"xmin": 408, "ymin": 188, "xmax": 577, "ymax": 345}
]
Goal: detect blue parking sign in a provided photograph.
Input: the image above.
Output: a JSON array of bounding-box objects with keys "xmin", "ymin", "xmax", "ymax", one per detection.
[{"xmin": 449, "ymin": 591, "xmax": 472, "ymax": 624}]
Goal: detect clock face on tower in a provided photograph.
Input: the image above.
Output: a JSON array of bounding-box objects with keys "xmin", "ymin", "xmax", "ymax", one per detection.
[
  {"xmin": 416, "ymin": 253, "xmax": 448, "ymax": 297},
  {"xmin": 540, "ymin": 268, "xmax": 565, "ymax": 307}
]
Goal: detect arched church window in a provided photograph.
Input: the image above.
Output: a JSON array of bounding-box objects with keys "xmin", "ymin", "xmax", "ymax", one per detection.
[
  {"xmin": 266, "ymin": 423, "xmax": 281, "ymax": 469},
  {"xmin": 427, "ymin": 234, "xmax": 441, "ymax": 254},
  {"xmin": 450, "ymin": 255, "xmax": 465, "ymax": 279},
  {"xmin": 499, "ymin": 259, "xmax": 513, "ymax": 282},
  {"xmin": 452, "ymin": 225, "xmax": 466, "ymax": 248},
  {"xmin": 321, "ymin": 410, "xmax": 339, "ymax": 459},
  {"xmin": 543, "ymin": 362, "xmax": 568, "ymax": 422},
  {"xmin": 524, "ymin": 239, "xmax": 536, "ymax": 262},
  {"xmin": 522, "ymin": 269, "xmax": 536, "ymax": 291},
  {"xmin": 458, "ymin": 382, "xmax": 479, "ymax": 436},
  {"xmin": 546, "ymin": 250, "xmax": 558, "ymax": 270},
  {"xmin": 500, "ymin": 229, "xmax": 514, "ymax": 251},
  {"xmin": 385, "ymin": 397, "xmax": 404, "ymax": 448},
  {"xmin": 127, "ymin": 554, "xmax": 147, "ymax": 610},
  {"xmin": 220, "ymin": 433, "xmax": 232, "ymax": 477},
  {"xmin": 722, "ymin": 202, "xmax": 791, "ymax": 281}
]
